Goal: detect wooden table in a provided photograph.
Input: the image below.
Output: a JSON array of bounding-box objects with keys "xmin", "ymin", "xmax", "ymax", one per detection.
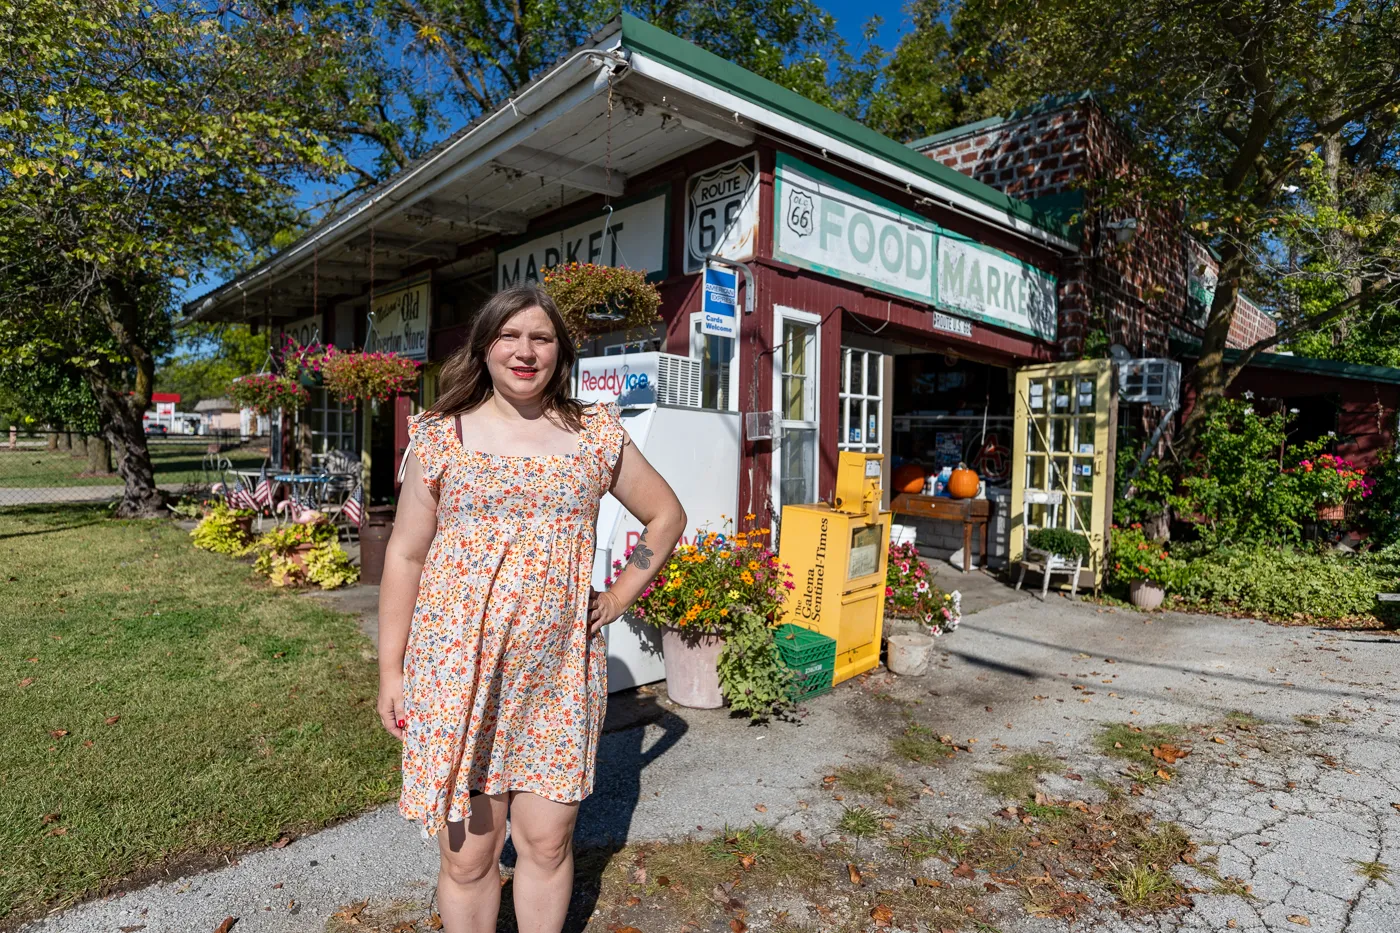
[{"xmin": 890, "ymin": 493, "xmax": 993, "ymax": 573}]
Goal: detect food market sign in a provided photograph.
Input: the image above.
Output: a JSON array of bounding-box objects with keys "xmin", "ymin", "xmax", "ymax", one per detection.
[
  {"xmin": 684, "ymin": 154, "xmax": 759, "ymax": 273},
  {"xmin": 774, "ymin": 153, "xmax": 936, "ymax": 304},
  {"xmin": 497, "ymin": 192, "xmax": 669, "ymax": 287},
  {"xmin": 772, "ymin": 153, "xmax": 1058, "ymax": 341},
  {"xmin": 937, "ymin": 238, "xmax": 1057, "ymax": 341},
  {"xmin": 367, "ymin": 273, "xmax": 430, "ymax": 360}
]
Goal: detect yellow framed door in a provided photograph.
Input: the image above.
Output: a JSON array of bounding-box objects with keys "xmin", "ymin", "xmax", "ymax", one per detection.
[{"xmin": 1010, "ymin": 360, "xmax": 1117, "ymax": 581}]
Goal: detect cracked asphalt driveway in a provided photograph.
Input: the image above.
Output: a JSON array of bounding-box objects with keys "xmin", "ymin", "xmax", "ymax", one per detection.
[{"xmin": 25, "ymin": 590, "xmax": 1400, "ymax": 933}]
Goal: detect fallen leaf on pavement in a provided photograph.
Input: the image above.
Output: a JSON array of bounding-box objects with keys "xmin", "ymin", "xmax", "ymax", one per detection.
[
  {"xmin": 871, "ymin": 905, "xmax": 893, "ymax": 926},
  {"xmin": 1227, "ymin": 921, "xmax": 1237, "ymax": 929},
  {"xmin": 657, "ymin": 875, "xmax": 671, "ymax": 886},
  {"xmin": 41, "ymin": 812, "xmax": 59, "ymax": 824},
  {"xmin": 738, "ymin": 854, "xmax": 756, "ymax": 870},
  {"xmin": 615, "ymin": 927, "xmax": 644, "ymax": 933},
  {"xmin": 1151, "ymin": 744, "xmax": 1189, "ymax": 764},
  {"xmin": 330, "ymin": 901, "xmax": 367, "ymax": 923},
  {"xmin": 390, "ymin": 923, "xmax": 414, "ymax": 933},
  {"xmin": 913, "ymin": 877, "xmax": 942, "ymax": 887},
  {"xmin": 271, "ymin": 835, "xmax": 291, "ymax": 849},
  {"xmin": 213, "ymin": 919, "xmax": 237, "ymax": 933},
  {"xmin": 952, "ymin": 862, "xmax": 976, "ymax": 880},
  {"xmin": 1288, "ymin": 916, "xmax": 1311, "ymax": 926},
  {"xmin": 848, "ymin": 863, "xmax": 862, "ymax": 885},
  {"xmin": 1065, "ymin": 772, "xmax": 1083, "ymax": 781},
  {"xmin": 983, "ymin": 882, "xmax": 1001, "ymax": 892},
  {"xmin": 1156, "ymin": 769, "xmax": 1173, "ymax": 781},
  {"xmin": 46, "ymin": 826, "xmax": 68, "ymax": 836},
  {"xmin": 632, "ymin": 866, "xmax": 647, "ymax": 885},
  {"xmin": 754, "ymin": 804, "xmax": 767, "ymax": 812},
  {"xmin": 625, "ymin": 895, "xmax": 642, "ymax": 906},
  {"xmin": 730, "ymin": 919, "xmax": 747, "ymax": 933},
  {"xmin": 427, "ymin": 911, "xmax": 443, "ymax": 930}
]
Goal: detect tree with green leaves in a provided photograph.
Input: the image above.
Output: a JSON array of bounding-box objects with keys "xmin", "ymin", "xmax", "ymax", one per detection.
[
  {"xmin": 0, "ymin": 0, "xmax": 342, "ymax": 516},
  {"xmin": 157, "ymin": 324, "xmax": 271, "ymax": 410},
  {"xmin": 887, "ymin": 0, "xmax": 1400, "ymax": 450}
]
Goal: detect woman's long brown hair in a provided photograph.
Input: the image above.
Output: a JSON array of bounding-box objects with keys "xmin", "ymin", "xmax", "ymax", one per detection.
[{"xmin": 429, "ymin": 284, "xmax": 586, "ymax": 431}]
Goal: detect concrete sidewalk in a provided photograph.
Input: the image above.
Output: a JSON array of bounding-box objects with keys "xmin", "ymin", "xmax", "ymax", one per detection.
[{"xmin": 24, "ymin": 586, "xmax": 1400, "ymax": 932}]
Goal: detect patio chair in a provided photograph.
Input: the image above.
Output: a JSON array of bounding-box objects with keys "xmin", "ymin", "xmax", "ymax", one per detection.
[{"xmin": 1015, "ymin": 489, "xmax": 1084, "ymax": 600}]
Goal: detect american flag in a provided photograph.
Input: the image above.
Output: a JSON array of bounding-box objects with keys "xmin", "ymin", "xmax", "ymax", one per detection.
[
  {"xmin": 229, "ymin": 479, "xmax": 257, "ymax": 511},
  {"xmin": 255, "ymin": 466, "xmax": 273, "ymax": 508},
  {"xmin": 342, "ymin": 485, "xmax": 363, "ymax": 526}
]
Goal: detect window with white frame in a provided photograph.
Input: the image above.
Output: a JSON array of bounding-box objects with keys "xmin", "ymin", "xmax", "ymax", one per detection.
[
  {"xmin": 308, "ymin": 388, "xmax": 357, "ymax": 456},
  {"xmin": 774, "ymin": 311, "xmax": 819, "ymax": 510},
  {"xmin": 838, "ymin": 347, "xmax": 882, "ymax": 454},
  {"xmin": 688, "ymin": 312, "xmax": 738, "ymax": 411}
]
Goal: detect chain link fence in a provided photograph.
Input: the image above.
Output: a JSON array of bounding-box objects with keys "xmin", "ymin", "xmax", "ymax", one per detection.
[{"xmin": 0, "ymin": 429, "xmax": 269, "ymax": 509}]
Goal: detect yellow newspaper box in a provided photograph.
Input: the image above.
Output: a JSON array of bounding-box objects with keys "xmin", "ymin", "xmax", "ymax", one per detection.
[{"xmin": 777, "ymin": 452, "xmax": 892, "ymax": 684}]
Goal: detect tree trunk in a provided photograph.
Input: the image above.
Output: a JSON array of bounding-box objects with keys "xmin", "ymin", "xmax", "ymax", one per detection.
[
  {"xmin": 91, "ymin": 381, "xmax": 164, "ymax": 517},
  {"xmin": 87, "ymin": 435, "xmax": 112, "ymax": 475},
  {"xmin": 1180, "ymin": 244, "xmax": 1247, "ymax": 455},
  {"xmin": 60, "ymin": 430, "xmax": 72, "ymax": 451},
  {"xmin": 46, "ymin": 430, "xmax": 59, "ymax": 451},
  {"xmin": 72, "ymin": 433, "xmax": 88, "ymax": 458}
]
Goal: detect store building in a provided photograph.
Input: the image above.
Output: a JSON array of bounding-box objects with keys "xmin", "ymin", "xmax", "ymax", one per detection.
[{"xmin": 188, "ymin": 16, "xmax": 1352, "ymax": 583}]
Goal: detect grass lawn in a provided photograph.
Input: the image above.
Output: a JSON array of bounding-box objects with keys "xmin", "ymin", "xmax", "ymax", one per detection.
[
  {"xmin": 0, "ymin": 440, "xmax": 268, "ymax": 488},
  {"xmin": 0, "ymin": 504, "xmax": 399, "ymax": 924}
]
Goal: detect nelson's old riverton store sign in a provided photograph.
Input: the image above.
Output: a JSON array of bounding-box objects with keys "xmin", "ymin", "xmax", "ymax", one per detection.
[{"xmin": 772, "ymin": 153, "xmax": 1058, "ymax": 341}]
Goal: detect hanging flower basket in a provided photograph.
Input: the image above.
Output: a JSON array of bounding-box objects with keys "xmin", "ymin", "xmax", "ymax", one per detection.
[
  {"xmin": 322, "ymin": 351, "xmax": 421, "ymax": 405},
  {"xmin": 227, "ymin": 373, "xmax": 309, "ymax": 414},
  {"xmin": 540, "ymin": 262, "xmax": 662, "ymax": 341},
  {"xmin": 278, "ymin": 335, "xmax": 335, "ymax": 388}
]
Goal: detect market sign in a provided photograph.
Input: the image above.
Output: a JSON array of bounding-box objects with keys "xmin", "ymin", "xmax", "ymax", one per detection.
[
  {"xmin": 684, "ymin": 154, "xmax": 759, "ymax": 274},
  {"xmin": 575, "ymin": 352, "xmax": 658, "ymax": 407},
  {"xmin": 367, "ymin": 273, "xmax": 430, "ymax": 360},
  {"xmin": 497, "ymin": 191, "xmax": 669, "ymax": 287},
  {"xmin": 936, "ymin": 237, "xmax": 1057, "ymax": 341},
  {"xmin": 277, "ymin": 314, "xmax": 323, "ymax": 349},
  {"xmin": 701, "ymin": 264, "xmax": 738, "ymax": 337},
  {"xmin": 773, "ymin": 153, "xmax": 936, "ymax": 304}
]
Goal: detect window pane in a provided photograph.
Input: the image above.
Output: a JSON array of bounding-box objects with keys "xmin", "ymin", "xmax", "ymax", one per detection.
[
  {"xmin": 784, "ymin": 374, "xmax": 805, "ymax": 420},
  {"xmin": 867, "ymin": 354, "xmax": 881, "ymax": 396},
  {"xmin": 841, "ymin": 347, "xmax": 851, "ymax": 393},
  {"xmin": 780, "ymin": 426, "xmax": 816, "ymax": 507},
  {"xmin": 850, "ymin": 352, "xmax": 864, "ymax": 398},
  {"xmin": 867, "ymin": 400, "xmax": 880, "ymax": 445}
]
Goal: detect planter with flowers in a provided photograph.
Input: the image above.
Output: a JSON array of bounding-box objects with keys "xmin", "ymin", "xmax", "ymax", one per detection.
[
  {"xmin": 540, "ymin": 262, "xmax": 662, "ymax": 342},
  {"xmin": 228, "ymin": 373, "xmax": 309, "ymax": 415},
  {"xmin": 250, "ymin": 518, "xmax": 358, "ymax": 589},
  {"xmin": 322, "ymin": 351, "xmax": 421, "ymax": 405},
  {"xmin": 1293, "ymin": 452, "xmax": 1374, "ymax": 522},
  {"xmin": 884, "ymin": 541, "xmax": 962, "ymax": 636},
  {"xmin": 1109, "ymin": 524, "xmax": 1179, "ymax": 609},
  {"xmin": 279, "ymin": 335, "xmax": 336, "ymax": 388},
  {"xmin": 624, "ymin": 519, "xmax": 796, "ymax": 720}
]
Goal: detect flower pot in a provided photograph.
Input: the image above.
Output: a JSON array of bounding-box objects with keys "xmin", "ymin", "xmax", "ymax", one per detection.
[
  {"xmin": 886, "ymin": 633, "xmax": 935, "ymax": 676},
  {"xmin": 661, "ymin": 626, "xmax": 725, "ymax": 709},
  {"xmin": 1315, "ymin": 502, "xmax": 1347, "ymax": 522},
  {"xmin": 234, "ymin": 516, "xmax": 253, "ymax": 541},
  {"xmin": 286, "ymin": 541, "xmax": 317, "ymax": 570},
  {"xmin": 1128, "ymin": 580, "xmax": 1165, "ymax": 610},
  {"xmin": 357, "ymin": 505, "xmax": 396, "ymax": 586}
]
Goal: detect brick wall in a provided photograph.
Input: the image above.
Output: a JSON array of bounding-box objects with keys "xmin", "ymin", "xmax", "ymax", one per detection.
[{"xmin": 920, "ymin": 101, "xmax": 1275, "ymax": 357}]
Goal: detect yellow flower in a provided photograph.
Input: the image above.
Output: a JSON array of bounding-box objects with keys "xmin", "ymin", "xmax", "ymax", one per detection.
[
  {"xmin": 740, "ymin": 571, "xmax": 754, "ymax": 585},
  {"xmin": 695, "ymin": 588, "xmax": 706, "ymax": 597},
  {"xmin": 726, "ymin": 589, "xmax": 741, "ymax": 600},
  {"xmin": 744, "ymin": 513, "xmax": 756, "ymax": 521},
  {"xmin": 747, "ymin": 560, "xmax": 759, "ymax": 571},
  {"xmin": 720, "ymin": 608, "xmax": 729, "ymax": 617},
  {"xmin": 719, "ymin": 550, "xmax": 731, "ymax": 559}
]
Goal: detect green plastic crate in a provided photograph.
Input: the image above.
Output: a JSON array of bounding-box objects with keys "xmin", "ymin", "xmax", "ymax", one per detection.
[{"xmin": 775, "ymin": 624, "xmax": 836, "ymax": 700}]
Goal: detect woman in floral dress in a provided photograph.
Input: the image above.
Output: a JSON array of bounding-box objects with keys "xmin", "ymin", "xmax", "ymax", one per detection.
[{"xmin": 377, "ymin": 285, "xmax": 686, "ymax": 933}]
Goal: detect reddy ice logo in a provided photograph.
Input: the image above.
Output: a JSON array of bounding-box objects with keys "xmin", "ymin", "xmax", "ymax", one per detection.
[{"xmin": 579, "ymin": 365, "xmax": 650, "ymax": 398}]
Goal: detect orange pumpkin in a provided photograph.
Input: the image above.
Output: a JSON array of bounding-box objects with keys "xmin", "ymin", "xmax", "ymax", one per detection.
[
  {"xmin": 893, "ymin": 463, "xmax": 927, "ymax": 495},
  {"xmin": 946, "ymin": 464, "xmax": 980, "ymax": 499}
]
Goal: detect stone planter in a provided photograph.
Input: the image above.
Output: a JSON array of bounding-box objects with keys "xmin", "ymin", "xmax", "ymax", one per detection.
[
  {"xmin": 660, "ymin": 626, "xmax": 725, "ymax": 709},
  {"xmin": 886, "ymin": 632, "xmax": 935, "ymax": 676},
  {"xmin": 1128, "ymin": 580, "xmax": 1165, "ymax": 610}
]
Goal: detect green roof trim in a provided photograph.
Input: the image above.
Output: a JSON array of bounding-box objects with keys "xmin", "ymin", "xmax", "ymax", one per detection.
[
  {"xmin": 905, "ymin": 116, "xmax": 1007, "ymax": 151},
  {"xmin": 617, "ymin": 14, "xmax": 1074, "ymax": 245},
  {"xmin": 1171, "ymin": 339, "xmax": 1400, "ymax": 386}
]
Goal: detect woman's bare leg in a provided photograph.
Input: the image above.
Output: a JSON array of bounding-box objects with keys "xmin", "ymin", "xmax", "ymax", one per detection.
[
  {"xmin": 507, "ymin": 792, "xmax": 580, "ymax": 933},
  {"xmin": 436, "ymin": 793, "xmax": 509, "ymax": 933}
]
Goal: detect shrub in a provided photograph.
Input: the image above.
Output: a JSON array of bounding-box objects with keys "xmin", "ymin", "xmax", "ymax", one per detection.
[
  {"xmin": 1173, "ymin": 543, "xmax": 1400, "ymax": 622},
  {"xmin": 190, "ymin": 502, "xmax": 254, "ymax": 555},
  {"xmin": 1027, "ymin": 528, "xmax": 1091, "ymax": 563},
  {"xmin": 1357, "ymin": 445, "xmax": 1400, "ymax": 547},
  {"xmin": 250, "ymin": 520, "xmax": 358, "ymax": 589},
  {"xmin": 884, "ymin": 541, "xmax": 961, "ymax": 635},
  {"xmin": 1113, "ymin": 444, "xmax": 1174, "ymax": 527}
]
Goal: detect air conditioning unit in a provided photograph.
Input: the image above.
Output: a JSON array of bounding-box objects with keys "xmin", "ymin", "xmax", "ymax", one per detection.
[
  {"xmin": 656, "ymin": 353, "xmax": 703, "ymax": 408},
  {"xmin": 1116, "ymin": 359, "xmax": 1181, "ymax": 407}
]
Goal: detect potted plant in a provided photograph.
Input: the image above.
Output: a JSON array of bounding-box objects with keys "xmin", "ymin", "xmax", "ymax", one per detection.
[
  {"xmin": 250, "ymin": 518, "xmax": 359, "ymax": 589},
  {"xmin": 322, "ymin": 350, "xmax": 421, "ymax": 405},
  {"xmin": 1027, "ymin": 528, "xmax": 1091, "ymax": 567},
  {"xmin": 1109, "ymin": 524, "xmax": 1176, "ymax": 609},
  {"xmin": 540, "ymin": 262, "xmax": 662, "ymax": 341},
  {"xmin": 884, "ymin": 541, "xmax": 962, "ymax": 636},
  {"xmin": 278, "ymin": 334, "xmax": 336, "ymax": 388},
  {"xmin": 1293, "ymin": 452, "xmax": 1374, "ymax": 522},
  {"xmin": 228, "ymin": 373, "xmax": 309, "ymax": 415},
  {"xmin": 624, "ymin": 519, "xmax": 796, "ymax": 719},
  {"xmin": 189, "ymin": 501, "xmax": 256, "ymax": 555}
]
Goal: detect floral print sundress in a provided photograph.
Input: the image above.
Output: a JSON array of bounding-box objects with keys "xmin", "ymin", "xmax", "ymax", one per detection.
[{"xmin": 398, "ymin": 401, "xmax": 626, "ymax": 838}]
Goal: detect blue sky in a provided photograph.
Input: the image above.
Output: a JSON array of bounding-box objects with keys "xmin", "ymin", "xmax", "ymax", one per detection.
[{"xmin": 827, "ymin": 0, "xmax": 912, "ymax": 53}]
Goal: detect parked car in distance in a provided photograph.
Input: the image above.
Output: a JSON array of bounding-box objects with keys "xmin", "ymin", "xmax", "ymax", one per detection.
[{"xmin": 144, "ymin": 422, "xmax": 168, "ymax": 436}]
